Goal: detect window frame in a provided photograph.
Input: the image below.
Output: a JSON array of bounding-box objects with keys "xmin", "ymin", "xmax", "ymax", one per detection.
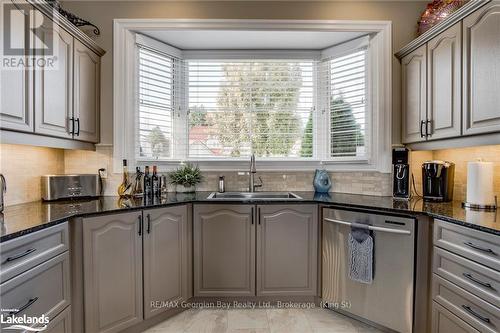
[
  {"xmin": 114, "ymin": 19, "xmax": 392, "ymax": 173},
  {"xmin": 321, "ymin": 37, "xmax": 371, "ymax": 164}
]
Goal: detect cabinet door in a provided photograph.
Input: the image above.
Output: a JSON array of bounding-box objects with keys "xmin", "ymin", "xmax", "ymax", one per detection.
[
  {"xmin": 34, "ymin": 16, "xmax": 73, "ymax": 139},
  {"xmin": 82, "ymin": 211, "xmax": 143, "ymax": 333},
  {"xmin": 0, "ymin": 4, "xmax": 33, "ymax": 132},
  {"xmin": 194, "ymin": 204, "xmax": 255, "ymax": 296},
  {"xmin": 257, "ymin": 205, "xmax": 318, "ymax": 296},
  {"xmin": 143, "ymin": 205, "xmax": 189, "ymax": 319},
  {"xmin": 427, "ymin": 22, "xmax": 462, "ymax": 140},
  {"xmin": 402, "ymin": 44, "xmax": 427, "ymax": 143},
  {"xmin": 463, "ymin": 2, "xmax": 500, "ymax": 135},
  {"xmin": 73, "ymin": 39, "xmax": 100, "ymax": 143}
]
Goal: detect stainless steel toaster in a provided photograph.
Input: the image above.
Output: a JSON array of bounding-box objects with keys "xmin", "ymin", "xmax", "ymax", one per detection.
[{"xmin": 41, "ymin": 174, "xmax": 101, "ymax": 201}]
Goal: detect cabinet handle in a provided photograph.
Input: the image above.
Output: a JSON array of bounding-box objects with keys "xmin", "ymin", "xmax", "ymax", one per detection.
[
  {"xmin": 463, "ymin": 273, "xmax": 494, "ymax": 289},
  {"xmin": 138, "ymin": 215, "xmax": 142, "ymax": 236},
  {"xmin": 464, "ymin": 241, "xmax": 496, "ymax": 255},
  {"xmin": 426, "ymin": 119, "xmax": 432, "ymax": 137},
  {"xmin": 9, "ymin": 297, "xmax": 38, "ymax": 316},
  {"xmin": 75, "ymin": 118, "xmax": 80, "ymax": 136},
  {"xmin": 257, "ymin": 207, "xmax": 261, "ymax": 225},
  {"xmin": 147, "ymin": 213, "xmax": 151, "ymax": 233},
  {"xmin": 4, "ymin": 248, "xmax": 36, "ymax": 264},
  {"xmin": 420, "ymin": 120, "xmax": 425, "ymax": 138},
  {"xmin": 70, "ymin": 117, "xmax": 75, "ymax": 135},
  {"xmin": 251, "ymin": 207, "xmax": 254, "ymax": 225},
  {"xmin": 461, "ymin": 305, "xmax": 490, "ymax": 323}
]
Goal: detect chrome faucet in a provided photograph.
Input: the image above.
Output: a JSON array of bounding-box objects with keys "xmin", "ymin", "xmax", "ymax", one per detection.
[{"xmin": 249, "ymin": 154, "xmax": 263, "ymax": 192}]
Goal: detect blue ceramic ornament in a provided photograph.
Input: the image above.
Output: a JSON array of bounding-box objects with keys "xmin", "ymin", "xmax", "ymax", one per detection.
[{"xmin": 313, "ymin": 169, "xmax": 332, "ymax": 193}]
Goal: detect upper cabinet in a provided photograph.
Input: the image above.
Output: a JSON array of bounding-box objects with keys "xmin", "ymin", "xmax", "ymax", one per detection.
[
  {"xmin": 0, "ymin": 3, "xmax": 104, "ymax": 149},
  {"xmin": 402, "ymin": 45, "xmax": 427, "ymax": 144},
  {"xmin": 427, "ymin": 22, "xmax": 462, "ymax": 140},
  {"xmin": 463, "ymin": 3, "xmax": 500, "ymax": 135},
  {"xmin": 73, "ymin": 40, "xmax": 100, "ymax": 143},
  {"xmin": 0, "ymin": 4, "xmax": 33, "ymax": 132},
  {"xmin": 34, "ymin": 17, "xmax": 73, "ymax": 139},
  {"xmin": 397, "ymin": 1, "xmax": 500, "ymax": 148}
]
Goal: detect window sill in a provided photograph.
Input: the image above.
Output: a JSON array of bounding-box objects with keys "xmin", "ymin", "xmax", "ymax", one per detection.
[{"xmin": 132, "ymin": 158, "xmax": 384, "ymax": 173}]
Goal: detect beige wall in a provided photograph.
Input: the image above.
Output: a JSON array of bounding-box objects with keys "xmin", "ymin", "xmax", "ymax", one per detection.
[
  {"xmin": 62, "ymin": 0, "xmax": 426, "ymax": 144},
  {"xmin": 411, "ymin": 145, "xmax": 500, "ymax": 202}
]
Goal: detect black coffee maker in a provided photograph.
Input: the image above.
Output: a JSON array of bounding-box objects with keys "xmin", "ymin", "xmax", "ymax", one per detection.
[
  {"xmin": 392, "ymin": 148, "xmax": 410, "ymax": 199},
  {"xmin": 422, "ymin": 161, "xmax": 455, "ymax": 202}
]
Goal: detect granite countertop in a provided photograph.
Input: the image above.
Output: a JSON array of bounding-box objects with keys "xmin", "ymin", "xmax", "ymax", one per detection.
[{"xmin": 1, "ymin": 191, "xmax": 499, "ymax": 242}]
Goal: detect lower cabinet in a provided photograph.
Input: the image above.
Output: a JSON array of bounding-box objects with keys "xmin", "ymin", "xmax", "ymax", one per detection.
[
  {"xmin": 194, "ymin": 205, "xmax": 255, "ymax": 296},
  {"xmin": 82, "ymin": 211, "xmax": 143, "ymax": 333},
  {"xmin": 82, "ymin": 206, "xmax": 190, "ymax": 333},
  {"xmin": 257, "ymin": 205, "xmax": 318, "ymax": 296},
  {"xmin": 193, "ymin": 204, "xmax": 318, "ymax": 297},
  {"xmin": 143, "ymin": 205, "xmax": 190, "ymax": 319}
]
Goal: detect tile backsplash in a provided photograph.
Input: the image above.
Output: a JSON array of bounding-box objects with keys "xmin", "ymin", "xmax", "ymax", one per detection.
[
  {"xmin": 0, "ymin": 143, "xmax": 391, "ymax": 206},
  {"xmin": 64, "ymin": 146, "xmax": 392, "ymax": 197},
  {"xmin": 0, "ymin": 144, "xmax": 65, "ymax": 206},
  {"xmin": 410, "ymin": 145, "xmax": 500, "ymax": 202},
  {"xmin": 3, "ymin": 143, "xmax": 499, "ymax": 206}
]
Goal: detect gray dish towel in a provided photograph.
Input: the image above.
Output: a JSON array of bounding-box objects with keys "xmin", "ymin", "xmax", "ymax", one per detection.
[{"xmin": 348, "ymin": 227, "xmax": 374, "ymax": 284}]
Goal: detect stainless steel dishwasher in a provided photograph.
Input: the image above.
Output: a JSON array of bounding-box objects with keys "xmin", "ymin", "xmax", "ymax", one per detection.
[{"xmin": 322, "ymin": 208, "xmax": 418, "ymax": 333}]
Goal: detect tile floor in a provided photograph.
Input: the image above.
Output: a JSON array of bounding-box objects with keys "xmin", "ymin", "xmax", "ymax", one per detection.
[{"xmin": 143, "ymin": 307, "xmax": 384, "ymax": 333}]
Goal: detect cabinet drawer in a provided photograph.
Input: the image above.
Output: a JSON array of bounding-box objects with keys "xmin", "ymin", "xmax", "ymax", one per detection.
[
  {"xmin": 434, "ymin": 220, "xmax": 500, "ymax": 271},
  {"xmin": 432, "ymin": 301, "xmax": 480, "ymax": 333},
  {"xmin": 0, "ymin": 223, "xmax": 69, "ymax": 283},
  {"xmin": 0, "ymin": 252, "xmax": 71, "ymax": 330},
  {"xmin": 433, "ymin": 274, "xmax": 500, "ymax": 333},
  {"xmin": 45, "ymin": 306, "xmax": 72, "ymax": 333},
  {"xmin": 434, "ymin": 247, "xmax": 500, "ymax": 307}
]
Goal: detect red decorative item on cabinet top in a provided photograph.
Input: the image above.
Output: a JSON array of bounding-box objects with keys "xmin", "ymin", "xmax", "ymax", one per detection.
[{"xmin": 418, "ymin": 0, "xmax": 466, "ymax": 36}]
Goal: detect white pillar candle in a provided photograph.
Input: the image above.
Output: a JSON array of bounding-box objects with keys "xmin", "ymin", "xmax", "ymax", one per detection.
[{"xmin": 466, "ymin": 160, "xmax": 495, "ymax": 206}]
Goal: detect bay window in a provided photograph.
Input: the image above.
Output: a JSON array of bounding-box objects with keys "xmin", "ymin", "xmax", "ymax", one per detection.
[
  {"xmin": 136, "ymin": 37, "xmax": 369, "ymax": 163},
  {"xmin": 114, "ymin": 21, "xmax": 392, "ymax": 172}
]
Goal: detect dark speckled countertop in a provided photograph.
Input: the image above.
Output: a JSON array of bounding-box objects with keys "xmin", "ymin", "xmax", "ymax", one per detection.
[{"xmin": 1, "ymin": 191, "xmax": 499, "ymax": 242}]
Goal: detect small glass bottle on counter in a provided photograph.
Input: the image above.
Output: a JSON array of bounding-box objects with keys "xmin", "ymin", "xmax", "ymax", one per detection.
[
  {"xmin": 152, "ymin": 165, "xmax": 159, "ymax": 197},
  {"xmin": 117, "ymin": 159, "xmax": 131, "ymax": 197},
  {"xmin": 144, "ymin": 166, "xmax": 152, "ymax": 198}
]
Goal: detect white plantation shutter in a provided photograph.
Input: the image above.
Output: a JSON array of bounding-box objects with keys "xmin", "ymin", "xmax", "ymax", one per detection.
[
  {"xmin": 322, "ymin": 47, "xmax": 369, "ymax": 160},
  {"xmin": 137, "ymin": 46, "xmax": 176, "ymax": 159},
  {"xmin": 187, "ymin": 60, "xmax": 315, "ymax": 159},
  {"xmin": 133, "ymin": 33, "xmax": 374, "ymax": 165}
]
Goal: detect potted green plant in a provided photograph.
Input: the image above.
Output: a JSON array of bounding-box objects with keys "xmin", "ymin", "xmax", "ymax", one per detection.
[{"xmin": 168, "ymin": 163, "xmax": 203, "ymax": 193}]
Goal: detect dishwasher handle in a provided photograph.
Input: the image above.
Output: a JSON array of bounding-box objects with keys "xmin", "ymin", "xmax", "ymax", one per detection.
[{"xmin": 323, "ymin": 217, "xmax": 411, "ymax": 235}]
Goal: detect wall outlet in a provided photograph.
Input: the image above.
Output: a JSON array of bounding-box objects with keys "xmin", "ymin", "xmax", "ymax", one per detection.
[{"xmin": 99, "ymin": 168, "xmax": 108, "ymax": 179}]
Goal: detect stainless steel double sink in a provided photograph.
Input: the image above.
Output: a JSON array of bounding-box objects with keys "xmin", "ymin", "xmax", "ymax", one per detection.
[{"xmin": 207, "ymin": 192, "xmax": 302, "ymax": 200}]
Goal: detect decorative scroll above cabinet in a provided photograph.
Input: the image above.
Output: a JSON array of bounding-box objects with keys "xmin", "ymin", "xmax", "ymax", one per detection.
[{"xmin": 396, "ymin": 0, "xmax": 500, "ymax": 149}]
